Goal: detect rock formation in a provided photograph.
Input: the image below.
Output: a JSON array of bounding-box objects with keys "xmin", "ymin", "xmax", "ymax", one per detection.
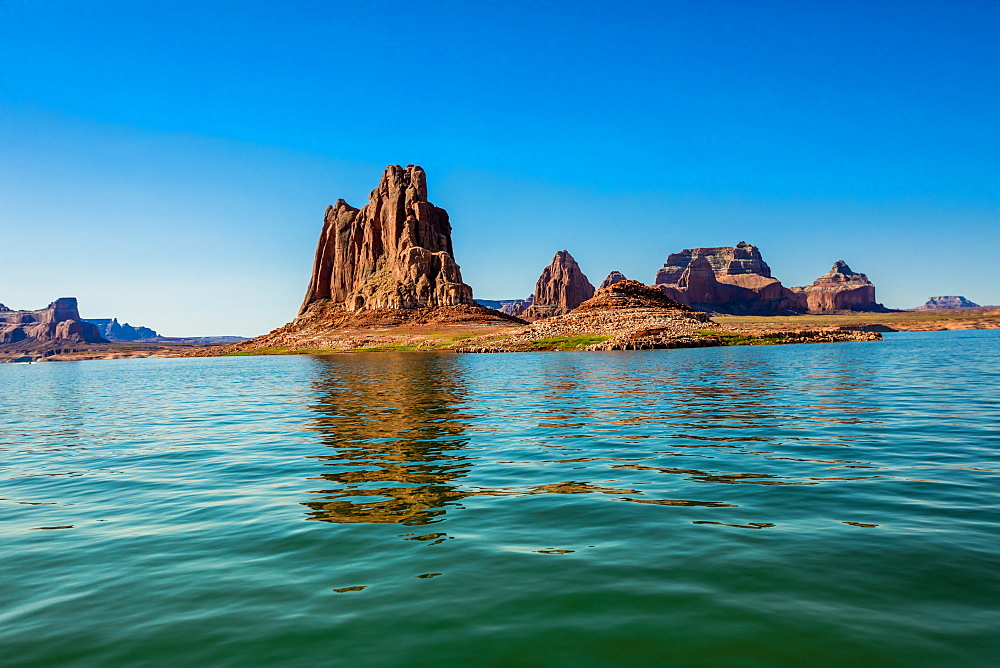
[
  {"xmin": 653, "ymin": 242, "xmax": 803, "ymax": 314},
  {"xmin": 0, "ymin": 298, "xmax": 107, "ymax": 345},
  {"xmin": 499, "ymin": 296, "xmax": 532, "ymax": 317},
  {"xmin": 792, "ymin": 261, "xmax": 885, "ymax": 313},
  {"xmin": 518, "ymin": 250, "xmax": 596, "ymax": 320},
  {"xmin": 599, "ymin": 271, "xmax": 628, "ymax": 289},
  {"xmin": 456, "ymin": 280, "xmax": 880, "ymax": 353},
  {"xmin": 301, "ymin": 164, "xmax": 475, "ymax": 313},
  {"xmin": 914, "ymin": 296, "xmax": 981, "ymax": 310},
  {"xmin": 84, "ymin": 318, "xmax": 158, "ymax": 341},
  {"xmin": 195, "ymin": 165, "xmax": 523, "ymax": 356}
]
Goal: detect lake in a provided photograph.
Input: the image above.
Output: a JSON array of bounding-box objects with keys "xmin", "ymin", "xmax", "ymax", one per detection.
[{"xmin": 2, "ymin": 331, "xmax": 998, "ymax": 666}]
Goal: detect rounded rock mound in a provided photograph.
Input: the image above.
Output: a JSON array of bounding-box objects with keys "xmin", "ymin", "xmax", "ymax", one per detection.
[{"xmin": 572, "ymin": 280, "xmax": 696, "ymax": 313}]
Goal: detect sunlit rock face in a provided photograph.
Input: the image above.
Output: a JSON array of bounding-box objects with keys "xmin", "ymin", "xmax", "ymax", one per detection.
[
  {"xmin": 0, "ymin": 298, "xmax": 107, "ymax": 344},
  {"xmin": 653, "ymin": 242, "xmax": 804, "ymax": 314},
  {"xmin": 793, "ymin": 260, "xmax": 883, "ymax": 313},
  {"xmin": 518, "ymin": 250, "xmax": 596, "ymax": 321},
  {"xmin": 300, "ymin": 164, "xmax": 475, "ymax": 313}
]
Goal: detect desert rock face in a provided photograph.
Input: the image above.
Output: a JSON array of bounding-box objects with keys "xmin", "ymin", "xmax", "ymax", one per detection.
[
  {"xmin": 914, "ymin": 296, "xmax": 980, "ymax": 310},
  {"xmin": 598, "ymin": 271, "xmax": 628, "ymax": 289},
  {"xmin": 0, "ymin": 298, "xmax": 107, "ymax": 345},
  {"xmin": 301, "ymin": 164, "xmax": 475, "ymax": 313},
  {"xmin": 520, "ymin": 250, "xmax": 595, "ymax": 320},
  {"xmin": 794, "ymin": 260, "xmax": 882, "ymax": 313},
  {"xmin": 653, "ymin": 242, "xmax": 803, "ymax": 314}
]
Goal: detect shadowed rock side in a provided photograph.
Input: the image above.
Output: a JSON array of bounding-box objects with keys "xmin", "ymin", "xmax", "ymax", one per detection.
[
  {"xmin": 792, "ymin": 260, "xmax": 887, "ymax": 313},
  {"xmin": 301, "ymin": 164, "xmax": 475, "ymax": 312},
  {"xmin": 518, "ymin": 250, "xmax": 596, "ymax": 320},
  {"xmin": 457, "ymin": 280, "xmax": 880, "ymax": 352},
  {"xmin": 914, "ymin": 296, "xmax": 981, "ymax": 310},
  {"xmin": 599, "ymin": 271, "xmax": 628, "ymax": 289},
  {"xmin": 0, "ymin": 298, "xmax": 107, "ymax": 346}
]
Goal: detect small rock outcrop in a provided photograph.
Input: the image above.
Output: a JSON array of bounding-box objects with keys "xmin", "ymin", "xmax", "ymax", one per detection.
[
  {"xmin": 519, "ymin": 250, "xmax": 596, "ymax": 320},
  {"xmin": 598, "ymin": 271, "xmax": 628, "ymax": 289},
  {"xmin": 914, "ymin": 296, "xmax": 981, "ymax": 310},
  {"xmin": 793, "ymin": 260, "xmax": 885, "ymax": 313},
  {"xmin": 653, "ymin": 242, "xmax": 802, "ymax": 314},
  {"xmin": 0, "ymin": 298, "xmax": 107, "ymax": 345},
  {"xmin": 301, "ymin": 164, "xmax": 475, "ymax": 313},
  {"xmin": 84, "ymin": 318, "xmax": 158, "ymax": 341}
]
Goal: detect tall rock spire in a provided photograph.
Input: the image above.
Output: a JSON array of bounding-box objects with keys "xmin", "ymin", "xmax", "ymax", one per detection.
[
  {"xmin": 301, "ymin": 165, "xmax": 475, "ymax": 313},
  {"xmin": 520, "ymin": 250, "xmax": 595, "ymax": 320}
]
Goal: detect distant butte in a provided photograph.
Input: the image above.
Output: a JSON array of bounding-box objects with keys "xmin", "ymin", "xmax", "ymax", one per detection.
[
  {"xmin": 0, "ymin": 298, "xmax": 107, "ymax": 346},
  {"xmin": 793, "ymin": 260, "xmax": 887, "ymax": 313},
  {"xmin": 653, "ymin": 242, "xmax": 888, "ymax": 315}
]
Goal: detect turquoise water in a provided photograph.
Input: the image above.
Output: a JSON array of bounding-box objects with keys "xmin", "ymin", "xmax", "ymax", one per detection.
[{"xmin": 2, "ymin": 330, "xmax": 998, "ymax": 666}]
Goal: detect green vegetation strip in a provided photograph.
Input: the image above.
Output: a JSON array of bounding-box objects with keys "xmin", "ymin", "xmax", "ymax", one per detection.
[
  {"xmin": 526, "ymin": 335, "xmax": 611, "ymax": 350},
  {"xmin": 695, "ymin": 330, "xmax": 786, "ymax": 346}
]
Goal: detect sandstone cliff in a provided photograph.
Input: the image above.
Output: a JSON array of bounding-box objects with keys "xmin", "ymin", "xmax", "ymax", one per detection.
[
  {"xmin": 0, "ymin": 298, "xmax": 107, "ymax": 345},
  {"xmin": 914, "ymin": 296, "xmax": 980, "ymax": 310},
  {"xmin": 519, "ymin": 250, "xmax": 595, "ymax": 320},
  {"xmin": 653, "ymin": 242, "xmax": 803, "ymax": 314},
  {"xmin": 793, "ymin": 260, "xmax": 885, "ymax": 313},
  {"xmin": 301, "ymin": 164, "xmax": 475, "ymax": 312},
  {"xmin": 599, "ymin": 271, "xmax": 628, "ymax": 289}
]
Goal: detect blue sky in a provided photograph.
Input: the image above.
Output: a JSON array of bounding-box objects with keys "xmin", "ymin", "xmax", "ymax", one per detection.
[{"xmin": 2, "ymin": 0, "xmax": 997, "ymax": 336}]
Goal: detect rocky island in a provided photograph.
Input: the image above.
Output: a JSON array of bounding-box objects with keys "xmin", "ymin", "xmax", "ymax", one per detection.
[{"xmin": 190, "ymin": 166, "xmax": 882, "ymax": 357}]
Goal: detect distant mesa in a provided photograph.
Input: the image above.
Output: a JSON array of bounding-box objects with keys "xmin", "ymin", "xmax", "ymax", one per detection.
[
  {"xmin": 84, "ymin": 318, "xmax": 158, "ymax": 341},
  {"xmin": 599, "ymin": 271, "xmax": 628, "ymax": 289},
  {"xmin": 652, "ymin": 242, "xmax": 887, "ymax": 315},
  {"xmin": 506, "ymin": 250, "xmax": 596, "ymax": 321},
  {"xmin": 0, "ymin": 298, "xmax": 107, "ymax": 347},
  {"xmin": 914, "ymin": 296, "xmax": 980, "ymax": 310},
  {"xmin": 653, "ymin": 242, "xmax": 803, "ymax": 314}
]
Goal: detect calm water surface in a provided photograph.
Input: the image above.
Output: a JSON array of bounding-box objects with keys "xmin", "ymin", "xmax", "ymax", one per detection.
[{"xmin": 2, "ymin": 331, "xmax": 998, "ymax": 666}]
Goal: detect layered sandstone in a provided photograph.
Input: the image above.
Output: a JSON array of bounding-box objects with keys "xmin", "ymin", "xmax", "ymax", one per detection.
[
  {"xmin": 793, "ymin": 261, "xmax": 884, "ymax": 313},
  {"xmin": 599, "ymin": 271, "xmax": 628, "ymax": 289},
  {"xmin": 518, "ymin": 250, "xmax": 596, "ymax": 320},
  {"xmin": 654, "ymin": 242, "xmax": 803, "ymax": 314},
  {"xmin": 301, "ymin": 164, "xmax": 475, "ymax": 313},
  {"xmin": 0, "ymin": 298, "xmax": 107, "ymax": 345},
  {"xmin": 914, "ymin": 296, "xmax": 980, "ymax": 310}
]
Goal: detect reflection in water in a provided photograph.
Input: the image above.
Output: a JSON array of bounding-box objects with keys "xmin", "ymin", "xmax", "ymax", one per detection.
[
  {"xmin": 304, "ymin": 354, "xmax": 474, "ymax": 526},
  {"xmin": 302, "ymin": 348, "xmax": 893, "ymax": 532}
]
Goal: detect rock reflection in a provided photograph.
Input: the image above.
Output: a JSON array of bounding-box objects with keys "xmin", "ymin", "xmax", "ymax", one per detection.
[{"xmin": 303, "ymin": 354, "xmax": 475, "ymax": 526}]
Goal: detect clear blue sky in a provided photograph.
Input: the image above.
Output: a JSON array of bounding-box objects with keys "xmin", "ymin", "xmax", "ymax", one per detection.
[{"xmin": 2, "ymin": 0, "xmax": 997, "ymax": 336}]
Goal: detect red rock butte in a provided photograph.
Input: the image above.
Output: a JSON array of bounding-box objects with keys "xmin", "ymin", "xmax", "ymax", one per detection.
[{"xmin": 301, "ymin": 164, "xmax": 476, "ymax": 313}]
